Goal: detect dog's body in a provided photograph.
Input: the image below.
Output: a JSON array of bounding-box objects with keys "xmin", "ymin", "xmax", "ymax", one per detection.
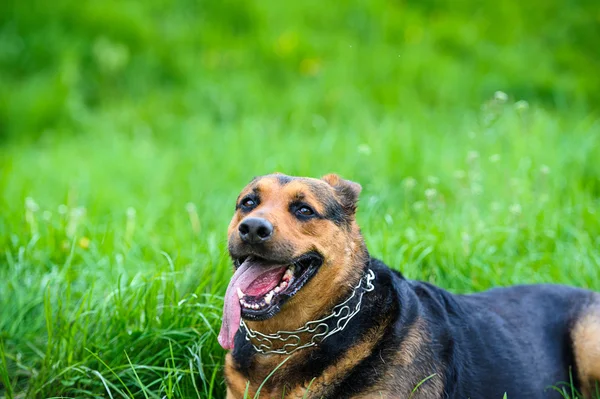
[{"xmin": 220, "ymin": 174, "xmax": 600, "ymax": 398}]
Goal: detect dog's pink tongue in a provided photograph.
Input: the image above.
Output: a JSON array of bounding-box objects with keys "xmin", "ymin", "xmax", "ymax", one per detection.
[{"xmin": 218, "ymin": 258, "xmax": 287, "ymax": 350}]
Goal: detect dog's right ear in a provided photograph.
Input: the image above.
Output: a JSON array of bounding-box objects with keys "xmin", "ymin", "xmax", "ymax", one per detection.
[{"xmin": 321, "ymin": 174, "xmax": 362, "ymax": 214}]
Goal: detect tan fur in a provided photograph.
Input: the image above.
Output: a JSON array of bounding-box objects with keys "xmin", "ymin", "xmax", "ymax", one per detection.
[
  {"xmin": 228, "ymin": 176, "xmax": 366, "ymax": 337},
  {"xmin": 573, "ymin": 298, "xmax": 600, "ymax": 398},
  {"xmin": 353, "ymin": 319, "xmax": 444, "ymax": 399},
  {"xmin": 353, "ymin": 374, "xmax": 444, "ymax": 399},
  {"xmin": 287, "ymin": 322, "xmax": 388, "ymax": 398},
  {"xmin": 395, "ymin": 318, "xmax": 427, "ymax": 366},
  {"xmin": 225, "ymin": 316, "xmax": 442, "ymax": 399},
  {"xmin": 225, "ymin": 323, "xmax": 387, "ymax": 399},
  {"xmin": 224, "ymin": 353, "xmax": 251, "ymax": 398},
  {"xmin": 225, "ymin": 346, "xmax": 314, "ymax": 398}
]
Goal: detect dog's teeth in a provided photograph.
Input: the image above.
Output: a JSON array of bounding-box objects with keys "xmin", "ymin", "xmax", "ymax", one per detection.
[
  {"xmin": 237, "ymin": 288, "xmax": 244, "ymax": 299},
  {"xmin": 274, "ymin": 287, "xmax": 281, "ymax": 293},
  {"xmin": 265, "ymin": 291, "xmax": 273, "ymax": 305}
]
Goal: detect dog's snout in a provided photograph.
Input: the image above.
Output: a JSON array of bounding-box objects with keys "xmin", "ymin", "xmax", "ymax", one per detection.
[{"xmin": 238, "ymin": 217, "xmax": 273, "ymax": 244}]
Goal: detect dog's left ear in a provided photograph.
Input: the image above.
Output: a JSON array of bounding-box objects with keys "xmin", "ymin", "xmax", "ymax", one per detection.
[{"xmin": 321, "ymin": 174, "xmax": 362, "ymax": 214}]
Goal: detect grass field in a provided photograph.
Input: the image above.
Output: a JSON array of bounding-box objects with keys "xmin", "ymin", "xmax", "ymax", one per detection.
[{"xmin": 1, "ymin": 0, "xmax": 600, "ymax": 398}]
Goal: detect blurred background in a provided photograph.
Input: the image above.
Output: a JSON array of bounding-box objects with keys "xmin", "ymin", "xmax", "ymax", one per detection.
[
  {"xmin": 1, "ymin": 0, "xmax": 599, "ymax": 143},
  {"xmin": 1, "ymin": 0, "xmax": 599, "ymax": 398}
]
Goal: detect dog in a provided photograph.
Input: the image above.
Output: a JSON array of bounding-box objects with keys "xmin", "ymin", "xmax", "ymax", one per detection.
[{"xmin": 218, "ymin": 173, "xmax": 600, "ymax": 398}]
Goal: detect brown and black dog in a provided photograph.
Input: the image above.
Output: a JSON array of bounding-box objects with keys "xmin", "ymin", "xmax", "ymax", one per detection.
[{"xmin": 218, "ymin": 173, "xmax": 600, "ymax": 398}]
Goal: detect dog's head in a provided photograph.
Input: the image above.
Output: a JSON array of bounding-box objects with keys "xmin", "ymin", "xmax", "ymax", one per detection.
[{"xmin": 218, "ymin": 173, "xmax": 368, "ymax": 350}]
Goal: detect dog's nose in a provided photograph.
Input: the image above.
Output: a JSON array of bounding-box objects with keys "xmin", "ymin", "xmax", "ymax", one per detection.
[{"xmin": 238, "ymin": 218, "xmax": 273, "ymax": 244}]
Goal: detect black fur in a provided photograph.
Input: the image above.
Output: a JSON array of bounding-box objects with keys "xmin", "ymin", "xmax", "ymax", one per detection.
[
  {"xmin": 320, "ymin": 196, "xmax": 349, "ymax": 226},
  {"xmin": 230, "ymin": 257, "xmax": 596, "ymax": 398},
  {"xmin": 276, "ymin": 174, "xmax": 293, "ymax": 185}
]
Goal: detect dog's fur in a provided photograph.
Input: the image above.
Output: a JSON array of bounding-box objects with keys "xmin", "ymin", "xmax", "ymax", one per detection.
[{"xmin": 223, "ymin": 174, "xmax": 600, "ymax": 398}]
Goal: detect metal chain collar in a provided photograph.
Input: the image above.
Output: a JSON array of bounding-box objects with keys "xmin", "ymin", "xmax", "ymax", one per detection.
[{"xmin": 240, "ymin": 268, "xmax": 375, "ymax": 355}]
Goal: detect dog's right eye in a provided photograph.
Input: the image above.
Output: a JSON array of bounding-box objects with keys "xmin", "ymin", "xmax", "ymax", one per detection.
[{"xmin": 240, "ymin": 197, "xmax": 257, "ymax": 210}]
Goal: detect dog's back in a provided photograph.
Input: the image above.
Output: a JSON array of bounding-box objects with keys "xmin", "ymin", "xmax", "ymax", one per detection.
[
  {"xmin": 346, "ymin": 262, "xmax": 600, "ymax": 399},
  {"xmin": 409, "ymin": 282, "xmax": 597, "ymax": 398}
]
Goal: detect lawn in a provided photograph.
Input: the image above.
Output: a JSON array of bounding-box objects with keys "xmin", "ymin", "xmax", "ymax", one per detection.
[{"xmin": 1, "ymin": 0, "xmax": 599, "ymax": 398}]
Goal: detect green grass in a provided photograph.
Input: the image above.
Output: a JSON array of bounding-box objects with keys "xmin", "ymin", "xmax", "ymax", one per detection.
[
  {"xmin": 1, "ymin": 98, "xmax": 599, "ymax": 399},
  {"xmin": 1, "ymin": 0, "xmax": 600, "ymax": 398}
]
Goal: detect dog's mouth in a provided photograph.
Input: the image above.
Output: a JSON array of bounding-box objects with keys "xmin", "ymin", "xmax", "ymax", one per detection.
[
  {"xmin": 235, "ymin": 252, "xmax": 323, "ymax": 321},
  {"xmin": 218, "ymin": 251, "xmax": 323, "ymax": 350}
]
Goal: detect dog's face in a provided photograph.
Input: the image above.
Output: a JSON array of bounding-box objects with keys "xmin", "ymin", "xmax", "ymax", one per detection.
[{"xmin": 218, "ymin": 173, "xmax": 367, "ymax": 349}]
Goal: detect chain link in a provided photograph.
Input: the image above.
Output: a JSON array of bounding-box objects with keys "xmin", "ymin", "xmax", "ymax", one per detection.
[{"xmin": 240, "ymin": 269, "xmax": 375, "ymax": 355}]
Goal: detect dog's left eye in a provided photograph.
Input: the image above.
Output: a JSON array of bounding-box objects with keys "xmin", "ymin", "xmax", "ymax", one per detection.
[{"xmin": 296, "ymin": 206, "xmax": 314, "ymax": 217}]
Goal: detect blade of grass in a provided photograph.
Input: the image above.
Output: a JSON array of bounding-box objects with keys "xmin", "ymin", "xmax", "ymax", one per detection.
[
  {"xmin": 85, "ymin": 348, "xmax": 135, "ymax": 399},
  {"xmin": 0, "ymin": 338, "xmax": 15, "ymax": 399},
  {"xmin": 254, "ymin": 355, "xmax": 293, "ymax": 399},
  {"xmin": 409, "ymin": 373, "xmax": 438, "ymax": 399},
  {"xmin": 125, "ymin": 351, "xmax": 151, "ymax": 399}
]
